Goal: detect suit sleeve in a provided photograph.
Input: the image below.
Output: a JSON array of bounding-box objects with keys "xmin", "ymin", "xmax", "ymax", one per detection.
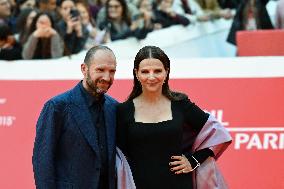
[{"xmin": 32, "ymin": 100, "xmax": 62, "ymax": 189}]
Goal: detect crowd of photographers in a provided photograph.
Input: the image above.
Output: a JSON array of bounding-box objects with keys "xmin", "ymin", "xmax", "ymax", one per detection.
[{"xmin": 0, "ymin": 0, "xmax": 283, "ymax": 60}]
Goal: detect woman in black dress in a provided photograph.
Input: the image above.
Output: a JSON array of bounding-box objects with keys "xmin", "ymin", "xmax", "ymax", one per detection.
[{"xmin": 116, "ymin": 46, "xmax": 232, "ymax": 189}]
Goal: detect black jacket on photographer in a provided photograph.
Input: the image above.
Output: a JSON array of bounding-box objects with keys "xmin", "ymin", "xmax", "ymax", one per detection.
[
  {"xmin": 153, "ymin": 9, "xmax": 190, "ymax": 28},
  {"xmin": 227, "ymin": 0, "xmax": 273, "ymax": 45}
]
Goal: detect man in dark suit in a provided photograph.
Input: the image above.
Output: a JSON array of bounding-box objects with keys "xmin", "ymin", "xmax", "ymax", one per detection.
[
  {"xmin": 32, "ymin": 45, "xmax": 118, "ymax": 189},
  {"xmin": 227, "ymin": 0, "xmax": 273, "ymax": 45}
]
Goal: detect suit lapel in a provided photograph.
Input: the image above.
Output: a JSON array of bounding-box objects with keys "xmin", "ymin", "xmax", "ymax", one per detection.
[{"xmin": 69, "ymin": 83, "xmax": 100, "ymax": 156}]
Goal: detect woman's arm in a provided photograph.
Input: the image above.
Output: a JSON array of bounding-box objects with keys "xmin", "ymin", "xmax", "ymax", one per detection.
[
  {"xmin": 185, "ymin": 148, "xmax": 214, "ymax": 168},
  {"xmin": 51, "ymin": 33, "xmax": 64, "ymax": 58},
  {"xmin": 22, "ymin": 35, "xmax": 38, "ymax": 59}
]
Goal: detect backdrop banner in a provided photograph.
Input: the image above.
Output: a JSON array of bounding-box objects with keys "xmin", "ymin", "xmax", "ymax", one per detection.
[{"xmin": 0, "ymin": 77, "xmax": 283, "ymax": 189}]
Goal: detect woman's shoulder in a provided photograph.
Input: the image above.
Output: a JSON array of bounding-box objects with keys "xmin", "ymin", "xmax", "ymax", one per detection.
[
  {"xmin": 171, "ymin": 93, "xmax": 204, "ymax": 114},
  {"xmin": 117, "ymin": 100, "xmax": 133, "ymax": 111},
  {"xmin": 172, "ymin": 98, "xmax": 193, "ymax": 111},
  {"xmin": 170, "ymin": 92, "xmax": 191, "ymax": 104}
]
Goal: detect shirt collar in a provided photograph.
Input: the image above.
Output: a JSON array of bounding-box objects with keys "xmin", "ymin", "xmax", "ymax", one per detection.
[{"xmin": 79, "ymin": 81, "xmax": 105, "ymax": 107}]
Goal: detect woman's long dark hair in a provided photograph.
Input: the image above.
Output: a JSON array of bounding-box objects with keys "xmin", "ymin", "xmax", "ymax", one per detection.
[
  {"xmin": 16, "ymin": 8, "xmax": 39, "ymax": 44},
  {"xmin": 127, "ymin": 46, "xmax": 187, "ymax": 101}
]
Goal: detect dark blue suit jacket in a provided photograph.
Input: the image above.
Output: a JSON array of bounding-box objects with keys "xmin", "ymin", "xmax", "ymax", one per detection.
[{"xmin": 32, "ymin": 82, "xmax": 118, "ymax": 189}]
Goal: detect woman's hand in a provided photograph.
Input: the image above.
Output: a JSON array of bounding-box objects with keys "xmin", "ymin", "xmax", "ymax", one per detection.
[
  {"xmin": 73, "ymin": 20, "xmax": 83, "ymax": 37},
  {"xmin": 33, "ymin": 28, "xmax": 47, "ymax": 38},
  {"xmin": 33, "ymin": 27, "xmax": 57, "ymax": 38},
  {"xmin": 169, "ymin": 155, "xmax": 192, "ymax": 174},
  {"xmin": 66, "ymin": 16, "xmax": 82, "ymax": 35}
]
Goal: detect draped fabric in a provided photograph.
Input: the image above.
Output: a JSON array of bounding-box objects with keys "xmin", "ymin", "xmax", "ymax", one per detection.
[
  {"xmin": 116, "ymin": 147, "xmax": 136, "ymax": 189},
  {"xmin": 192, "ymin": 114, "xmax": 232, "ymax": 189}
]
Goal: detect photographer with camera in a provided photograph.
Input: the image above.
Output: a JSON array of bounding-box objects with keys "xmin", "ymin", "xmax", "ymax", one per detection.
[
  {"xmin": 76, "ymin": 2, "xmax": 109, "ymax": 49},
  {"xmin": 98, "ymin": 0, "xmax": 153, "ymax": 41},
  {"xmin": 57, "ymin": 0, "xmax": 88, "ymax": 54},
  {"xmin": 135, "ymin": 0, "xmax": 162, "ymax": 30}
]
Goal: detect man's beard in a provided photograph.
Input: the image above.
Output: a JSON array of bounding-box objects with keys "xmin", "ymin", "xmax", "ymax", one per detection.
[{"xmin": 86, "ymin": 72, "xmax": 111, "ymax": 96}]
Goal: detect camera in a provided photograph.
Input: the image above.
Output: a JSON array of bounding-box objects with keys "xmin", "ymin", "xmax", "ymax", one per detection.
[{"xmin": 70, "ymin": 9, "xmax": 80, "ymax": 19}]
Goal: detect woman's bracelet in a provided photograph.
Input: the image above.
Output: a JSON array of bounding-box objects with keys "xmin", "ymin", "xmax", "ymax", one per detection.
[{"xmin": 189, "ymin": 155, "xmax": 200, "ymax": 172}]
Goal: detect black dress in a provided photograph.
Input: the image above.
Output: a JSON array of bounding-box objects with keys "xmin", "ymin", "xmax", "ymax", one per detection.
[{"xmin": 116, "ymin": 98, "xmax": 209, "ymax": 189}]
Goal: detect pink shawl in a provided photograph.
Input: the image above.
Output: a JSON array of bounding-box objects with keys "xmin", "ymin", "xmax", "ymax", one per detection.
[
  {"xmin": 192, "ymin": 114, "xmax": 232, "ymax": 189},
  {"xmin": 116, "ymin": 147, "xmax": 136, "ymax": 189}
]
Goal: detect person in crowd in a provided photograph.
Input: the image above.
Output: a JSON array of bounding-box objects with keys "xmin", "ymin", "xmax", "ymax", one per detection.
[
  {"xmin": 135, "ymin": 0, "xmax": 162, "ymax": 31},
  {"xmin": 0, "ymin": 0, "xmax": 12, "ymax": 27},
  {"xmin": 33, "ymin": 45, "xmax": 118, "ymax": 189},
  {"xmin": 36, "ymin": 0, "xmax": 60, "ymax": 22},
  {"xmin": 76, "ymin": 2, "xmax": 108, "ymax": 48},
  {"xmin": 227, "ymin": 0, "xmax": 274, "ymax": 45},
  {"xmin": 13, "ymin": 0, "xmax": 35, "ymax": 17},
  {"xmin": 8, "ymin": 0, "xmax": 16, "ymax": 13},
  {"xmin": 0, "ymin": 22, "xmax": 22, "ymax": 60},
  {"xmin": 96, "ymin": 0, "xmax": 139, "ymax": 28},
  {"xmin": 22, "ymin": 12, "xmax": 64, "ymax": 59},
  {"xmin": 275, "ymin": 0, "xmax": 284, "ymax": 29},
  {"xmin": 88, "ymin": 0, "xmax": 107, "ymax": 20},
  {"xmin": 15, "ymin": 8, "xmax": 38, "ymax": 45},
  {"xmin": 196, "ymin": 0, "xmax": 233, "ymax": 20},
  {"xmin": 99, "ymin": 0, "xmax": 151, "ymax": 41},
  {"xmin": 153, "ymin": 0, "xmax": 190, "ymax": 28},
  {"xmin": 36, "ymin": 0, "xmax": 57, "ymax": 12},
  {"xmin": 57, "ymin": 0, "xmax": 88, "ymax": 54},
  {"xmin": 9, "ymin": 0, "xmax": 35, "ymax": 33},
  {"xmin": 218, "ymin": 0, "xmax": 240, "ymax": 9},
  {"xmin": 172, "ymin": 0, "xmax": 211, "ymax": 22},
  {"xmin": 117, "ymin": 45, "xmax": 232, "ymax": 189}
]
